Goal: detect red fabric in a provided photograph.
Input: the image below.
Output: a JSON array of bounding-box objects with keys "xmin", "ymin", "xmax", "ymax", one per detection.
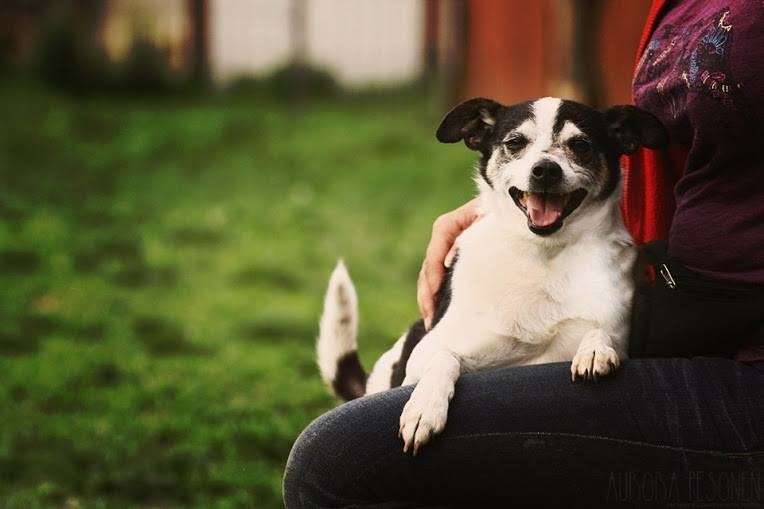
[
  {"xmin": 620, "ymin": 0, "xmax": 688, "ymax": 245},
  {"xmin": 621, "ymin": 144, "xmax": 687, "ymax": 244}
]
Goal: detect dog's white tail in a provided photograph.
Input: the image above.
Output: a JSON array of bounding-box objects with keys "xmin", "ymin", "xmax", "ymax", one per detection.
[{"xmin": 317, "ymin": 260, "xmax": 366, "ymax": 401}]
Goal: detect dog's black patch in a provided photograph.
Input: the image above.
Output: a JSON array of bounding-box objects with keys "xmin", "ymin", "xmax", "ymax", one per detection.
[
  {"xmin": 478, "ymin": 102, "xmax": 535, "ymax": 186},
  {"xmin": 389, "ymin": 256, "xmax": 456, "ymax": 388},
  {"xmin": 604, "ymin": 105, "xmax": 669, "ymax": 155},
  {"xmin": 332, "ymin": 351, "xmax": 367, "ymax": 401},
  {"xmin": 553, "ymin": 101, "xmax": 668, "ymax": 201},
  {"xmin": 553, "ymin": 100, "xmax": 620, "ymax": 200},
  {"xmin": 436, "ymin": 98, "xmax": 503, "ymax": 152},
  {"xmin": 476, "ymin": 152, "xmax": 492, "ymax": 186},
  {"xmin": 553, "ymin": 100, "xmax": 608, "ymax": 139},
  {"xmin": 437, "ymin": 100, "xmax": 534, "ymax": 187},
  {"xmin": 492, "ymin": 101, "xmax": 534, "ymax": 140},
  {"xmin": 389, "ymin": 321, "xmax": 425, "ymax": 388}
]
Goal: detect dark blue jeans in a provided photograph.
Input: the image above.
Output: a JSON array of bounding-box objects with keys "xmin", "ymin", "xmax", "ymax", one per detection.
[{"xmin": 283, "ymin": 359, "xmax": 763, "ymax": 508}]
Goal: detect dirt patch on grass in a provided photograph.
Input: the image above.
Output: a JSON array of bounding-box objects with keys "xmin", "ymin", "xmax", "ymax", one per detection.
[
  {"xmin": 73, "ymin": 236, "xmax": 179, "ymax": 288},
  {"xmin": 169, "ymin": 227, "xmax": 225, "ymax": 247},
  {"xmin": 229, "ymin": 265, "xmax": 303, "ymax": 291},
  {"xmin": 236, "ymin": 317, "xmax": 315, "ymax": 343},
  {"xmin": 73, "ymin": 237, "xmax": 143, "ymax": 272},
  {"xmin": 132, "ymin": 316, "xmax": 209, "ymax": 356},
  {"xmin": 0, "ymin": 313, "xmax": 58, "ymax": 355},
  {"xmin": 0, "ymin": 331, "xmax": 39, "ymax": 355},
  {"xmin": 0, "ymin": 250, "xmax": 41, "ymax": 274},
  {"xmin": 112, "ymin": 265, "xmax": 179, "ymax": 288},
  {"xmin": 232, "ymin": 429, "xmax": 293, "ymax": 463},
  {"xmin": 0, "ymin": 313, "xmax": 107, "ymax": 355},
  {"xmin": 0, "ymin": 200, "xmax": 26, "ymax": 222}
]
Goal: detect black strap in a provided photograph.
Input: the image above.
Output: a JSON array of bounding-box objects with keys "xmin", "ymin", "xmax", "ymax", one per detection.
[{"xmin": 641, "ymin": 240, "xmax": 669, "ymax": 267}]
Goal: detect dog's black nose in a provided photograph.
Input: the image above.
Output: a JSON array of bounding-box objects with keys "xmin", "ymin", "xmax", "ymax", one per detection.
[{"xmin": 530, "ymin": 160, "xmax": 562, "ymax": 186}]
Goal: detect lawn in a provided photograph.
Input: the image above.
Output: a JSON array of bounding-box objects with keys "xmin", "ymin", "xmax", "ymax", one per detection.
[{"xmin": 0, "ymin": 80, "xmax": 475, "ymax": 508}]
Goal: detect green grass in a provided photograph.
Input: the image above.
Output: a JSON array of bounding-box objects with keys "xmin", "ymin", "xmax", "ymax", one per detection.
[{"xmin": 0, "ymin": 81, "xmax": 476, "ymax": 508}]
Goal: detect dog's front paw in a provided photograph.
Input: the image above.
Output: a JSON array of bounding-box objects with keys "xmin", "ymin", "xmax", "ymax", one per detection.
[
  {"xmin": 571, "ymin": 329, "xmax": 621, "ymax": 382},
  {"xmin": 398, "ymin": 387, "xmax": 449, "ymax": 455}
]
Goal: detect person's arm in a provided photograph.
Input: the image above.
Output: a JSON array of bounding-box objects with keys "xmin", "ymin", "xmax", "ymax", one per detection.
[{"xmin": 417, "ymin": 198, "xmax": 480, "ymax": 329}]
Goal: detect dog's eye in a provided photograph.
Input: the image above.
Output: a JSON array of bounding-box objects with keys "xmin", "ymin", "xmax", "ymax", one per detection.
[
  {"xmin": 504, "ymin": 135, "xmax": 528, "ymax": 152},
  {"xmin": 568, "ymin": 138, "xmax": 592, "ymax": 155}
]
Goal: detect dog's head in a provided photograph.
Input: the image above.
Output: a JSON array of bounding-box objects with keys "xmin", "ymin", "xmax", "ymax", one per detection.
[{"xmin": 437, "ymin": 97, "xmax": 667, "ymax": 238}]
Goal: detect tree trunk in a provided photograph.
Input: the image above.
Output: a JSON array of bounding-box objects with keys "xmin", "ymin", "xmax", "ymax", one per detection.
[
  {"xmin": 187, "ymin": 0, "xmax": 209, "ymax": 83},
  {"xmin": 571, "ymin": 0, "xmax": 605, "ymax": 106}
]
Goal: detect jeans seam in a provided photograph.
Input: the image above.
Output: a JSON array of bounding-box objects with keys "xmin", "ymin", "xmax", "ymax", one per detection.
[{"xmin": 440, "ymin": 431, "xmax": 764, "ymax": 457}]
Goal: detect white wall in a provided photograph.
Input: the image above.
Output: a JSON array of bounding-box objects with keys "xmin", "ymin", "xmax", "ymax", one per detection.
[
  {"xmin": 210, "ymin": 0, "xmax": 424, "ymax": 87},
  {"xmin": 210, "ymin": 0, "xmax": 292, "ymax": 79}
]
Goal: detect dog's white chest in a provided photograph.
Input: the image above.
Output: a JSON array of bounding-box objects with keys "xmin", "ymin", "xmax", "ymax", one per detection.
[{"xmin": 450, "ymin": 215, "xmax": 625, "ymax": 347}]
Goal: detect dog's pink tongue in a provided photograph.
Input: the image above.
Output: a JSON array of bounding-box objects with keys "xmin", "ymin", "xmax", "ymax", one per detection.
[{"xmin": 527, "ymin": 193, "xmax": 565, "ymax": 227}]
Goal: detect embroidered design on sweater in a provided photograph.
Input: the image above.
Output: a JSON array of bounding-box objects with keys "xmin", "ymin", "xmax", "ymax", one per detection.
[{"xmin": 634, "ymin": 8, "xmax": 747, "ymax": 117}]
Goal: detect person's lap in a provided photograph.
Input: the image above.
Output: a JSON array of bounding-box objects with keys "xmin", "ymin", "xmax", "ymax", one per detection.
[{"xmin": 283, "ymin": 358, "xmax": 764, "ymax": 508}]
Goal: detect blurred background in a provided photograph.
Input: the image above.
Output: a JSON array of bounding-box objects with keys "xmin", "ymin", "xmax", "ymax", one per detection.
[{"xmin": 0, "ymin": 1, "xmax": 649, "ymax": 507}]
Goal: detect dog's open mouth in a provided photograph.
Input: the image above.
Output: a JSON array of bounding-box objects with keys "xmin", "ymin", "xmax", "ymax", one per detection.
[{"xmin": 508, "ymin": 187, "xmax": 587, "ymax": 236}]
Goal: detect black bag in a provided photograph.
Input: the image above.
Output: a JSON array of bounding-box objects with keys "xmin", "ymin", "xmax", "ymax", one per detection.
[{"xmin": 629, "ymin": 241, "xmax": 764, "ymax": 358}]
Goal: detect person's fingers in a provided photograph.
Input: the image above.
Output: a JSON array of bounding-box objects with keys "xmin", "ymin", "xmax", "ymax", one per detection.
[
  {"xmin": 418, "ymin": 218, "xmax": 450, "ymax": 329},
  {"xmin": 422, "ymin": 215, "xmax": 453, "ymax": 287},
  {"xmin": 417, "ymin": 199, "xmax": 480, "ymax": 329},
  {"xmin": 445, "ymin": 202, "xmax": 483, "ymax": 268},
  {"xmin": 417, "ymin": 265, "xmax": 436, "ymax": 330},
  {"xmin": 451, "ymin": 198, "xmax": 481, "ymax": 230}
]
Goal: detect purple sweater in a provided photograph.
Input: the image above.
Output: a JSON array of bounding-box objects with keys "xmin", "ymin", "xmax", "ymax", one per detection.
[{"xmin": 632, "ymin": 0, "xmax": 764, "ymax": 359}]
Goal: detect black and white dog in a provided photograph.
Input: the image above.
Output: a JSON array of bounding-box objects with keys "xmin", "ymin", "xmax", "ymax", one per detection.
[{"xmin": 317, "ymin": 97, "xmax": 667, "ymax": 454}]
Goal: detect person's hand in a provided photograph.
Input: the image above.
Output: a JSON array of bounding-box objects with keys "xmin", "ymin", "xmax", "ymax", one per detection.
[{"xmin": 417, "ymin": 198, "xmax": 480, "ymax": 330}]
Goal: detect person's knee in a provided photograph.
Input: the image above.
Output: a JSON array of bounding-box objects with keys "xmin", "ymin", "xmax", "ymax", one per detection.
[
  {"xmin": 283, "ymin": 406, "xmax": 342, "ymax": 508},
  {"xmin": 283, "ymin": 388, "xmax": 410, "ymax": 508}
]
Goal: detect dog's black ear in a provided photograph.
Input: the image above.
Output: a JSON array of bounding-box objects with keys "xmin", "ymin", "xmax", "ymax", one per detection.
[
  {"xmin": 604, "ymin": 105, "xmax": 669, "ymax": 155},
  {"xmin": 436, "ymin": 98, "xmax": 503, "ymax": 151}
]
